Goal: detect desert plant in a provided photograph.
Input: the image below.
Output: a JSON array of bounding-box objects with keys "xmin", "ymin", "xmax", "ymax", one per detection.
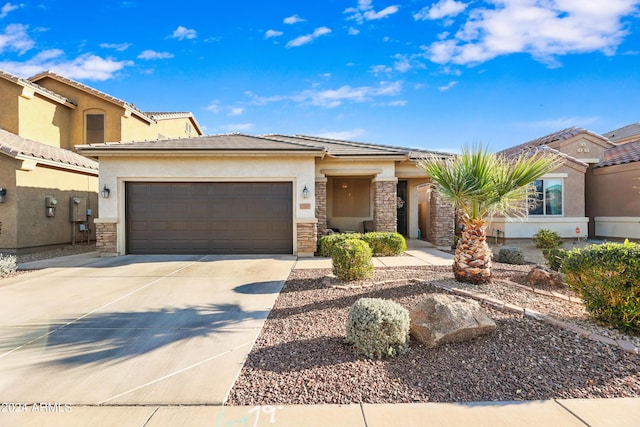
[
  {"xmin": 345, "ymin": 297, "xmax": 410, "ymax": 358},
  {"xmin": 0, "ymin": 253, "xmax": 17, "ymax": 277},
  {"xmin": 361, "ymin": 232, "xmax": 406, "ymax": 256},
  {"xmin": 533, "ymin": 228, "xmax": 564, "ymax": 250},
  {"xmin": 543, "ymin": 247, "xmax": 567, "ymax": 271},
  {"xmin": 497, "ymin": 246, "xmax": 525, "ymax": 265},
  {"xmin": 331, "ymin": 237, "xmax": 374, "ymax": 281},
  {"xmin": 318, "ymin": 232, "xmax": 363, "ymax": 257},
  {"xmin": 562, "ymin": 240, "xmax": 640, "ymax": 333}
]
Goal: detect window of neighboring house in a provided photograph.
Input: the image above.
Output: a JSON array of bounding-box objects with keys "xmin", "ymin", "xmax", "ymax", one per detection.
[
  {"xmin": 529, "ymin": 179, "xmax": 563, "ymax": 216},
  {"xmin": 185, "ymin": 122, "xmax": 192, "ymax": 135},
  {"xmin": 86, "ymin": 114, "xmax": 105, "ymax": 144},
  {"xmin": 332, "ymin": 178, "xmax": 371, "ymax": 217}
]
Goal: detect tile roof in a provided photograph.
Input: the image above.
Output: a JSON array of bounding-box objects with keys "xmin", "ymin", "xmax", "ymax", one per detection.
[
  {"xmin": 498, "ymin": 127, "xmax": 612, "ymax": 158},
  {"xmin": 28, "ymin": 71, "xmax": 154, "ymax": 124},
  {"xmin": 602, "ymin": 123, "xmax": 640, "ymax": 143},
  {"xmin": 596, "ymin": 139, "xmax": 640, "ymax": 168},
  {"xmin": 0, "ymin": 69, "xmax": 76, "ymax": 108},
  {"xmin": 0, "ymin": 128, "xmax": 98, "ymax": 173},
  {"xmin": 76, "ymin": 133, "xmax": 327, "ymax": 154}
]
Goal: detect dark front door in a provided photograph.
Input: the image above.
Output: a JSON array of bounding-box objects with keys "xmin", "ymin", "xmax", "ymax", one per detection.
[
  {"xmin": 125, "ymin": 182, "xmax": 293, "ymax": 254},
  {"xmin": 396, "ymin": 180, "xmax": 407, "ymax": 236}
]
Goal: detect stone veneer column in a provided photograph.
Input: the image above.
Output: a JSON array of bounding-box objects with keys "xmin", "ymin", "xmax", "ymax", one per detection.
[
  {"xmin": 94, "ymin": 219, "xmax": 118, "ymax": 256},
  {"xmin": 429, "ymin": 190, "xmax": 455, "ymax": 248},
  {"xmin": 315, "ymin": 177, "xmax": 328, "ymax": 238},
  {"xmin": 296, "ymin": 221, "xmax": 317, "ymax": 257},
  {"xmin": 373, "ymin": 178, "xmax": 398, "ymax": 232}
]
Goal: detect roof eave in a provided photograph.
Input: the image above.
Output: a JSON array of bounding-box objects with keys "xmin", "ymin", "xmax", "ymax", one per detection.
[
  {"xmin": 13, "ymin": 153, "xmax": 98, "ymax": 175},
  {"xmin": 75, "ymin": 148, "xmax": 325, "ymax": 157}
]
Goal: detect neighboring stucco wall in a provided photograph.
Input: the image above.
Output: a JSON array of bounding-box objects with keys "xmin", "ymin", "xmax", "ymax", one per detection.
[
  {"xmin": 97, "ymin": 155, "xmax": 316, "ymax": 255},
  {"xmin": 155, "ymin": 118, "xmax": 199, "ymax": 139},
  {"xmin": 488, "ymin": 217, "xmax": 589, "ymax": 239},
  {"xmin": 18, "ymin": 93, "xmax": 71, "ymax": 148},
  {"xmin": 0, "ymin": 156, "xmax": 18, "ymax": 253},
  {"xmin": 0, "ymin": 79, "xmax": 21, "ymax": 135},
  {"xmin": 15, "ymin": 166, "xmax": 98, "ymax": 248}
]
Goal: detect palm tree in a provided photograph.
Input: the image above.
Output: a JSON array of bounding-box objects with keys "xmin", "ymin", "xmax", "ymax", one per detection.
[{"xmin": 421, "ymin": 145, "xmax": 563, "ymax": 284}]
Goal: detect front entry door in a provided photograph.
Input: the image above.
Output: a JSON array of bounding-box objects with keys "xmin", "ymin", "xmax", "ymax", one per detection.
[{"xmin": 396, "ymin": 181, "xmax": 407, "ymax": 236}]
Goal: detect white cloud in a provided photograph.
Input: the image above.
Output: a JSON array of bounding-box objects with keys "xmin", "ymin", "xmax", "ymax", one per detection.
[
  {"xmin": 137, "ymin": 50, "xmax": 174, "ymax": 60},
  {"xmin": 206, "ymin": 100, "xmax": 220, "ymax": 113},
  {"xmin": 294, "ymin": 80, "xmax": 402, "ymax": 108},
  {"xmin": 425, "ymin": 0, "xmax": 640, "ymax": 66},
  {"xmin": 284, "ymin": 14, "xmax": 305, "ymax": 24},
  {"xmin": 265, "ymin": 29, "xmax": 283, "ymax": 39},
  {"xmin": 438, "ymin": 81, "xmax": 458, "ymax": 91},
  {"xmin": 370, "ymin": 64, "xmax": 392, "ymax": 75},
  {"xmin": 348, "ymin": 27, "xmax": 360, "ymax": 35},
  {"xmin": 0, "ymin": 23, "xmax": 33, "ymax": 54},
  {"xmin": 414, "ymin": 0, "xmax": 467, "ymax": 21},
  {"xmin": 100, "ymin": 42, "xmax": 131, "ymax": 51},
  {"xmin": 0, "ymin": 49, "xmax": 133, "ymax": 80},
  {"xmin": 221, "ymin": 123, "xmax": 254, "ymax": 132},
  {"xmin": 345, "ymin": 1, "xmax": 400, "ymax": 24},
  {"xmin": 228, "ymin": 107, "xmax": 244, "ymax": 116},
  {"xmin": 316, "ymin": 128, "xmax": 366, "ymax": 140},
  {"xmin": 286, "ymin": 26, "xmax": 331, "ymax": 48},
  {"xmin": 0, "ymin": 2, "xmax": 21, "ymax": 19},
  {"xmin": 170, "ymin": 26, "xmax": 197, "ymax": 40}
]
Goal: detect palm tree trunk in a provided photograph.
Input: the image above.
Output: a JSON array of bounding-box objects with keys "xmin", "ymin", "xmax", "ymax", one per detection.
[{"xmin": 453, "ymin": 219, "xmax": 492, "ymax": 284}]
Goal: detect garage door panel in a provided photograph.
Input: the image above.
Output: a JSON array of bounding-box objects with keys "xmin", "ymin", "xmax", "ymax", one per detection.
[{"xmin": 126, "ymin": 182, "xmax": 292, "ymax": 254}]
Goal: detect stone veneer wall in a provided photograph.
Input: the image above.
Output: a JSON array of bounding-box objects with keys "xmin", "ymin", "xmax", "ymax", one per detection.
[
  {"xmin": 429, "ymin": 191, "xmax": 455, "ymax": 248},
  {"xmin": 296, "ymin": 221, "xmax": 317, "ymax": 256},
  {"xmin": 315, "ymin": 178, "xmax": 328, "ymax": 238},
  {"xmin": 373, "ymin": 179, "xmax": 397, "ymax": 232},
  {"xmin": 95, "ymin": 221, "xmax": 117, "ymax": 255}
]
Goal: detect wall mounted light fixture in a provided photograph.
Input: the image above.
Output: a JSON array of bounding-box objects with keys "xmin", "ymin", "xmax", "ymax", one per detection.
[
  {"xmin": 0, "ymin": 187, "xmax": 6, "ymax": 203},
  {"xmin": 100, "ymin": 185, "xmax": 111, "ymax": 198},
  {"xmin": 302, "ymin": 185, "xmax": 309, "ymax": 199}
]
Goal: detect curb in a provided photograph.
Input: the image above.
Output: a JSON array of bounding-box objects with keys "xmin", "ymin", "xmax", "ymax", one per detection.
[{"xmin": 431, "ymin": 280, "xmax": 640, "ymax": 355}]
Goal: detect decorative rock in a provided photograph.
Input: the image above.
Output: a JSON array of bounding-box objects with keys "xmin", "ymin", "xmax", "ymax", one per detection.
[
  {"xmin": 409, "ymin": 294, "xmax": 496, "ymax": 348},
  {"xmin": 497, "ymin": 246, "xmax": 526, "ymax": 265},
  {"xmin": 526, "ymin": 265, "xmax": 565, "ymax": 288}
]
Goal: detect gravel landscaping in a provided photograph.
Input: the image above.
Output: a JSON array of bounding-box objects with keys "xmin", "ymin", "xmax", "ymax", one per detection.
[{"xmin": 227, "ymin": 263, "xmax": 640, "ymax": 405}]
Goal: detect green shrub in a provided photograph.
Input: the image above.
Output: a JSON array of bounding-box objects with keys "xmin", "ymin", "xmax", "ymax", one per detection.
[
  {"xmin": 331, "ymin": 238, "xmax": 374, "ymax": 281},
  {"xmin": 497, "ymin": 246, "xmax": 525, "ymax": 265},
  {"xmin": 345, "ymin": 297, "xmax": 410, "ymax": 358},
  {"xmin": 562, "ymin": 240, "xmax": 640, "ymax": 333},
  {"xmin": 361, "ymin": 232, "xmax": 406, "ymax": 256},
  {"xmin": 319, "ymin": 232, "xmax": 363, "ymax": 257},
  {"xmin": 0, "ymin": 253, "xmax": 17, "ymax": 277},
  {"xmin": 543, "ymin": 247, "xmax": 567, "ymax": 271},
  {"xmin": 532, "ymin": 228, "xmax": 563, "ymax": 250}
]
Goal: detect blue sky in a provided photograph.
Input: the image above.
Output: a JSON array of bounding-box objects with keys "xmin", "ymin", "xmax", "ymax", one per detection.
[{"xmin": 1, "ymin": 0, "xmax": 639, "ymax": 152}]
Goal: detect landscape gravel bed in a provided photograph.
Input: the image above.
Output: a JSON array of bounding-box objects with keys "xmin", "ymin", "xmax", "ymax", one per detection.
[{"xmin": 227, "ymin": 265, "xmax": 640, "ymax": 405}]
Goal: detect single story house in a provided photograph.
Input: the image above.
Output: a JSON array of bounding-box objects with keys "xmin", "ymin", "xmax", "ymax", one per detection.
[{"xmin": 76, "ymin": 134, "xmax": 456, "ymax": 257}]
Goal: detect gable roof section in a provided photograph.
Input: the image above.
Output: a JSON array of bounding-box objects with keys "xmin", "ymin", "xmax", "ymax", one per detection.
[
  {"xmin": 0, "ymin": 69, "xmax": 76, "ymax": 108},
  {"xmin": 29, "ymin": 71, "xmax": 155, "ymax": 124},
  {"xmin": 265, "ymin": 134, "xmax": 451, "ymax": 159},
  {"xmin": 146, "ymin": 111, "xmax": 204, "ymax": 135},
  {"xmin": 498, "ymin": 127, "xmax": 613, "ymax": 159},
  {"xmin": 0, "ymin": 128, "xmax": 98, "ymax": 174},
  {"xmin": 596, "ymin": 139, "xmax": 640, "ymax": 168},
  {"xmin": 76, "ymin": 133, "xmax": 326, "ymax": 156},
  {"xmin": 603, "ymin": 122, "xmax": 640, "ymax": 144}
]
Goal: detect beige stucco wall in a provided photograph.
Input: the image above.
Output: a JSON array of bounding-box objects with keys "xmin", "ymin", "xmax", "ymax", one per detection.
[
  {"xmin": 587, "ymin": 162, "xmax": 640, "ymax": 217},
  {"xmin": 0, "ymin": 156, "xmax": 18, "ymax": 252},
  {"xmin": 548, "ymin": 134, "xmax": 611, "ymax": 165},
  {"xmin": 0, "ymin": 79, "xmax": 21, "ymax": 135},
  {"xmin": 97, "ymin": 155, "xmax": 316, "ymax": 255},
  {"xmin": 155, "ymin": 118, "xmax": 199, "ymax": 139}
]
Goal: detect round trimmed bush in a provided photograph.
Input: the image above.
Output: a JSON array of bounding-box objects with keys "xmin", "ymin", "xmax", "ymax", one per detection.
[
  {"xmin": 361, "ymin": 232, "xmax": 407, "ymax": 256},
  {"xmin": 346, "ymin": 297, "xmax": 410, "ymax": 359},
  {"xmin": 331, "ymin": 237, "xmax": 374, "ymax": 281},
  {"xmin": 319, "ymin": 232, "xmax": 364, "ymax": 257}
]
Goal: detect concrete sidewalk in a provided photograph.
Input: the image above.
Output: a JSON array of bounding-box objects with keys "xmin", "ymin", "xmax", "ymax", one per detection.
[{"xmin": 2, "ymin": 398, "xmax": 638, "ymax": 426}]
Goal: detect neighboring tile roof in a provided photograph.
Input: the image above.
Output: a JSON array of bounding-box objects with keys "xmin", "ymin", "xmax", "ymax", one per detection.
[
  {"xmin": 76, "ymin": 133, "xmax": 327, "ymax": 154},
  {"xmin": 28, "ymin": 71, "xmax": 154, "ymax": 124},
  {"xmin": 0, "ymin": 69, "xmax": 76, "ymax": 108},
  {"xmin": 602, "ymin": 123, "xmax": 640, "ymax": 143},
  {"xmin": 596, "ymin": 139, "xmax": 640, "ymax": 168},
  {"xmin": 498, "ymin": 127, "xmax": 612, "ymax": 158},
  {"xmin": 0, "ymin": 128, "xmax": 98, "ymax": 173}
]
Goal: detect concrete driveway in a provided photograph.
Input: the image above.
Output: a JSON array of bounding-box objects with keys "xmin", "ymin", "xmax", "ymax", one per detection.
[{"xmin": 0, "ymin": 254, "xmax": 295, "ymax": 405}]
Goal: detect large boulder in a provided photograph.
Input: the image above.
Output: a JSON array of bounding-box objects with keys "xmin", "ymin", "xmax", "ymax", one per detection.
[
  {"xmin": 409, "ymin": 294, "xmax": 496, "ymax": 348},
  {"xmin": 526, "ymin": 265, "xmax": 564, "ymax": 288}
]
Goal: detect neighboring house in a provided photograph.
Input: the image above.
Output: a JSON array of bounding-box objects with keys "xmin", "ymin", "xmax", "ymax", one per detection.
[
  {"xmin": 588, "ymin": 139, "xmax": 640, "ymax": 239},
  {"xmin": 76, "ymin": 134, "xmax": 456, "ymax": 257},
  {"xmin": 0, "ymin": 69, "xmax": 203, "ymax": 254},
  {"xmin": 602, "ymin": 122, "xmax": 640, "ymax": 145},
  {"xmin": 490, "ymin": 127, "xmax": 613, "ymax": 239}
]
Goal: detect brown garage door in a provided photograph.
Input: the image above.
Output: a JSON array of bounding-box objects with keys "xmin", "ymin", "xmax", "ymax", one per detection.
[{"xmin": 126, "ymin": 182, "xmax": 293, "ymax": 254}]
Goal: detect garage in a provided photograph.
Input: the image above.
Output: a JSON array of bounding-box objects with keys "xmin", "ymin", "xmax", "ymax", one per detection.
[{"xmin": 125, "ymin": 182, "xmax": 293, "ymax": 254}]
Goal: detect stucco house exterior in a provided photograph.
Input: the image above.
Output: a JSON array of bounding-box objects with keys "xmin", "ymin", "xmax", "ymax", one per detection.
[
  {"xmin": 0, "ymin": 69, "xmax": 203, "ymax": 254},
  {"xmin": 76, "ymin": 134, "xmax": 456, "ymax": 257}
]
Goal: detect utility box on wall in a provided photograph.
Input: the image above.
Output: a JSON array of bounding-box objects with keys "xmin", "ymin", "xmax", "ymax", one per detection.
[{"xmin": 70, "ymin": 197, "xmax": 87, "ymax": 222}]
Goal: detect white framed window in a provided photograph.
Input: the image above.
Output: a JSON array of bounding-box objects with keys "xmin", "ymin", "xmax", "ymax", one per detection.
[{"xmin": 529, "ymin": 179, "xmax": 563, "ymax": 216}]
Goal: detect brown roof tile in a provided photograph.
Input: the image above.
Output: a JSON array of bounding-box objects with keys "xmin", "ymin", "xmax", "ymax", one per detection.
[
  {"xmin": 596, "ymin": 139, "xmax": 640, "ymax": 168},
  {"xmin": 0, "ymin": 128, "xmax": 98, "ymax": 172}
]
